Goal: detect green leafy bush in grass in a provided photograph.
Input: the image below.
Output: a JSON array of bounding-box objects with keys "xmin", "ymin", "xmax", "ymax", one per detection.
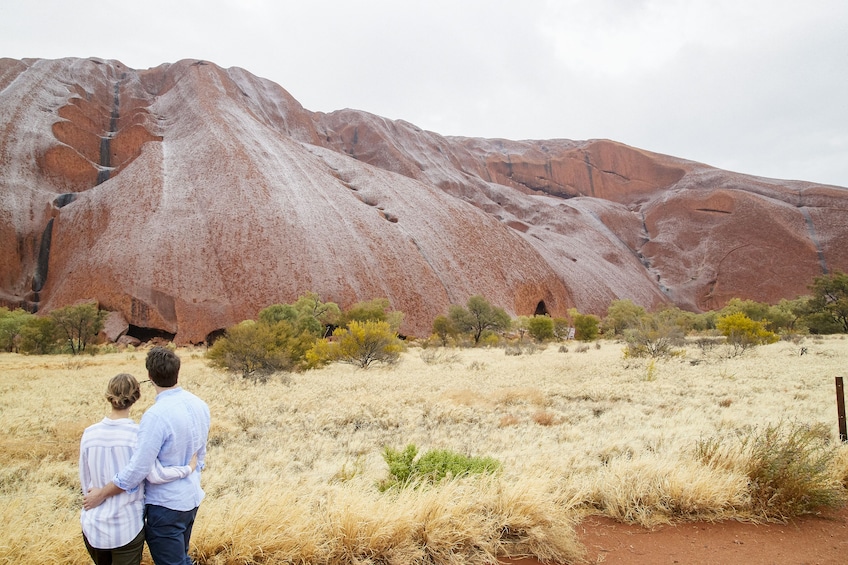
[{"xmin": 380, "ymin": 444, "xmax": 502, "ymax": 491}]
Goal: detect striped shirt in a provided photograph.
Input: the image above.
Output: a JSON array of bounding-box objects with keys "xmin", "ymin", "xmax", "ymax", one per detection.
[
  {"xmin": 114, "ymin": 387, "xmax": 210, "ymax": 511},
  {"xmin": 79, "ymin": 418, "xmax": 193, "ymax": 549}
]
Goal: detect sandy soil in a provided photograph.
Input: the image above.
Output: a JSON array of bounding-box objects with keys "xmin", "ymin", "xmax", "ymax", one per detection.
[{"xmin": 503, "ymin": 505, "xmax": 848, "ymax": 564}]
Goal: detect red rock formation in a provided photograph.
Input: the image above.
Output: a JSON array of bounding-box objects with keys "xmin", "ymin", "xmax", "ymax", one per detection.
[{"xmin": 1, "ymin": 58, "xmax": 846, "ymax": 344}]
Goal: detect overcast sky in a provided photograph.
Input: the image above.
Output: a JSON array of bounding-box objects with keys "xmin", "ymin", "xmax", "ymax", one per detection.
[{"xmin": 3, "ymin": 0, "xmax": 847, "ymax": 187}]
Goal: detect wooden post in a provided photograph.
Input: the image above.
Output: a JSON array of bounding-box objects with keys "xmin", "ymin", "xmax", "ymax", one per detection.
[{"xmin": 837, "ymin": 377, "xmax": 847, "ymax": 442}]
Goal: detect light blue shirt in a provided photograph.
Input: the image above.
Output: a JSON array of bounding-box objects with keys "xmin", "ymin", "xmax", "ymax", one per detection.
[{"xmin": 114, "ymin": 387, "xmax": 210, "ymax": 511}]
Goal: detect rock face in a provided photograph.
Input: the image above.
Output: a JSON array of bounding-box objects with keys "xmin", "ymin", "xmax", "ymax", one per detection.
[{"xmin": 1, "ymin": 57, "xmax": 847, "ymax": 344}]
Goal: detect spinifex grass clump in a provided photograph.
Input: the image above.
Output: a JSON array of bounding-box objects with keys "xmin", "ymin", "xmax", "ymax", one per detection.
[
  {"xmin": 696, "ymin": 421, "xmax": 847, "ymax": 522},
  {"xmin": 380, "ymin": 444, "xmax": 502, "ymax": 491}
]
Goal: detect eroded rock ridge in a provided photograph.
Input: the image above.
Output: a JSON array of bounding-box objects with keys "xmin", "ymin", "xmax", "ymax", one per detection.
[{"xmin": 1, "ymin": 57, "xmax": 846, "ymax": 343}]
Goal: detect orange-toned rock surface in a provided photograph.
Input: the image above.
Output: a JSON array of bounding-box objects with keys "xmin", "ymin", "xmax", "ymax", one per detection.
[{"xmin": 2, "ymin": 57, "xmax": 847, "ymax": 344}]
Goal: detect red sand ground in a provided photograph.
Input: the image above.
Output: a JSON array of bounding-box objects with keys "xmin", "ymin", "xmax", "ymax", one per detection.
[{"xmin": 502, "ymin": 505, "xmax": 848, "ymax": 564}]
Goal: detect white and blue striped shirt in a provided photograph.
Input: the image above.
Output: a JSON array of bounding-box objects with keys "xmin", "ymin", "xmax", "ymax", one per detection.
[
  {"xmin": 79, "ymin": 418, "xmax": 193, "ymax": 549},
  {"xmin": 114, "ymin": 387, "xmax": 210, "ymax": 512}
]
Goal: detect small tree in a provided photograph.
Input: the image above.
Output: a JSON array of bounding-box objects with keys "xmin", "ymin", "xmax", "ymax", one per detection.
[
  {"xmin": 328, "ymin": 320, "xmax": 403, "ymax": 369},
  {"xmin": 431, "ymin": 315, "xmax": 456, "ymax": 346},
  {"xmin": 49, "ymin": 302, "xmax": 106, "ymax": 355},
  {"xmin": 807, "ymin": 271, "xmax": 848, "ymax": 333},
  {"xmin": 449, "ymin": 295, "xmax": 511, "ymax": 345},
  {"xmin": 526, "ymin": 315, "xmax": 555, "ymax": 342}
]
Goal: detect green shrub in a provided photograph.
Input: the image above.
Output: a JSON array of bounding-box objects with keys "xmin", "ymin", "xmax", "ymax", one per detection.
[
  {"xmin": 206, "ymin": 320, "xmax": 298, "ymax": 380},
  {"xmin": 602, "ymin": 299, "xmax": 646, "ymax": 336},
  {"xmin": 19, "ymin": 315, "xmax": 60, "ymax": 354},
  {"xmin": 431, "ymin": 315, "xmax": 456, "ymax": 346},
  {"xmin": 0, "ymin": 307, "xmax": 31, "ymax": 352},
  {"xmin": 380, "ymin": 444, "xmax": 502, "ymax": 491},
  {"xmin": 259, "ymin": 293, "xmax": 341, "ymax": 338},
  {"xmin": 568, "ymin": 308, "xmax": 600, "ymax": 341},
  {"xmin": 526, "ymin": 315, "xmax": 555, "ymax": 342},
  {"xmin": 696, "ymin": 422, "xmax": 846, "ymax": 521},
  {"xmin": 342, "ymin": 298, "xmax": 404, "ymax": 330}
]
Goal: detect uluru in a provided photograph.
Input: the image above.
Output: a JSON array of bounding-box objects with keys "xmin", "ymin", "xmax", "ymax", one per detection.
[{"xmin": 1, "ymin": 57, "xmax": 847, "ymax": 344}]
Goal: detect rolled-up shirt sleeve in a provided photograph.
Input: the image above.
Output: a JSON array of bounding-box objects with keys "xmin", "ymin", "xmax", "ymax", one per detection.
[{"xmin": 114, "ymin": 411, "xmax": 166, "ymax": 492}]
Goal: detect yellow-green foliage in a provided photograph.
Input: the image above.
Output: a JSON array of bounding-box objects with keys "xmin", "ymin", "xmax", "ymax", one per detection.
[
  {"xmin": 315, "ymin": 320, "xmax": 404, "ymax": 369},
  {"xmin": 717, "ymin": 312, "xmax": 779, "ymax": 349}
]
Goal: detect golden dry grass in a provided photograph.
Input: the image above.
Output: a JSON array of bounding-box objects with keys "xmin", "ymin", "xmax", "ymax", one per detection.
[{"xmin": 1, "ymin": 337, "xmax": 847, "ymax": 564}]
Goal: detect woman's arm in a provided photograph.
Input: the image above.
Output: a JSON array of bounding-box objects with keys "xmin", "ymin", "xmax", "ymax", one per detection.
[{"xmin": 146, "ymin": 452, "xmax": 199, "ymax": 484}]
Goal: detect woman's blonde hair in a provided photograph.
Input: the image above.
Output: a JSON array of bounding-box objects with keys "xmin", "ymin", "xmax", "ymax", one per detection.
[{"xmin": 105, "ymin": 373, "xmax": 141, "ymax": 410}]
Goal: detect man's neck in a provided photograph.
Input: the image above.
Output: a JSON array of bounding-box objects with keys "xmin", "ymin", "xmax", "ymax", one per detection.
[{"xmin": 153, "ymin": 383, "xmax": 179, "ymax": 396}]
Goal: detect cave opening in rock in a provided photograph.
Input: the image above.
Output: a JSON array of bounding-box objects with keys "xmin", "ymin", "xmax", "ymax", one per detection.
[
  {"xmin": 125, "ymin": 325, "xmax": 176, "ymax": 344},
  {"xmin": 534, "ymin": 301, "xmax": 548, "ymax": 316},
  {"xmin": 205, "ymin": 328, "xmax": 227, "ymax": 346}
]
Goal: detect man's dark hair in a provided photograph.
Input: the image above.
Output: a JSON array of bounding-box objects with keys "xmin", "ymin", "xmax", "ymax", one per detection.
[{"xmin": 146, "ymin": 346, "xmax": 180, "ymax": 387}]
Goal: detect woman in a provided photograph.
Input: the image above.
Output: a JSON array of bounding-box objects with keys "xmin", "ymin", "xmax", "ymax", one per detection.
[{"xmin": 79, "ymin": 373, "xmax": 197, "ymax": 565}]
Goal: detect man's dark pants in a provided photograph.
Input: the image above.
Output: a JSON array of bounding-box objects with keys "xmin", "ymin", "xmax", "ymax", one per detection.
[{"xmin": 144, "ymin": 504, "xmax": 198, "ymax": 565}]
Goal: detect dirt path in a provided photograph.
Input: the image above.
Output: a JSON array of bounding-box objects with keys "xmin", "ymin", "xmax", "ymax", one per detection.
[{"xmin": 503, "ymin": 505, "xmax": 848, "ymax": 564}]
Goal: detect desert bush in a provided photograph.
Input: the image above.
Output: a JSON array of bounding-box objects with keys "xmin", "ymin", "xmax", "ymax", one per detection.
[
  {"xmin": 206, "ymin": 320, "xmax": 300, "ymax": 380},
  {"xmin": 431, "ymin": 315, "xmax": 457, "ymax": 346},
  {"xmin": 342, "ymin": 297, "xmax": 404, "ymax": 330},
  {"xmin": 0, "ymin": 308, "xmax": 31, "ymax": 352},
  {"xmin": 623, "ymin": 313, "xmax": 684, "ymax": 358},
  {"xmin": 552, "ymin": 317, "xmax": 572, "ymax": 340},
  {"xmin": 696, "ymin": 421, "xmax": 846, "ymax": 521},
  {"xmin": 313, "ymin": 320, "xmax": 404, "ymax": 369},
  {"xmin": 504, "ymin": 343, "xmax": 523, "ymax": 356},
  {"xmin": 380, "ymin": 444, "xmax": 502, "ymax": 490},
  {"xmin": 419, "ymin": 348, "xmax": 460, "ymax": 366},
  {"xmin": 526, "ymin": 315, "xmax": 555, "ymax": 342},
  {"xmin": 568, "ymin": 308, "xmax": 600, "ymax": 341},
  {"xmin": 258, "ymin": 292, "xmax": 341, "ymax": 338},
  {"xmin": 19, "ymin": 315, "xmax": 61, "ymax": 354},
  {"xmin": 532, "ymin": 410, "xmax": 557, "ymax": 426},
  {"xmin": 602, "ymin": 299, "xmax": 647, "ymax": 336},
  {"xmin": 716, "ymin": 312, "xmax": 778, "ymax": 356}
]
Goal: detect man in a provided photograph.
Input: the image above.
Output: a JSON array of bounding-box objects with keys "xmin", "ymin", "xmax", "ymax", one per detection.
[{"xmin": 84, "ymin": 347, "xmax": 210, "ymax": 565}]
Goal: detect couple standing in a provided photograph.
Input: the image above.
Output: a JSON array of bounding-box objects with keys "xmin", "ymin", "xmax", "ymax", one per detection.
[{"xmin": 80, "ymin": 346, "xmax": 211, "ymax": 565}]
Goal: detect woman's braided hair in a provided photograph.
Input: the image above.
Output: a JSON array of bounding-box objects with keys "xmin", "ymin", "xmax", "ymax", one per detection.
[{"xmin": 105, "ymin": 373, "xmax": 141, "ymax": 410}]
